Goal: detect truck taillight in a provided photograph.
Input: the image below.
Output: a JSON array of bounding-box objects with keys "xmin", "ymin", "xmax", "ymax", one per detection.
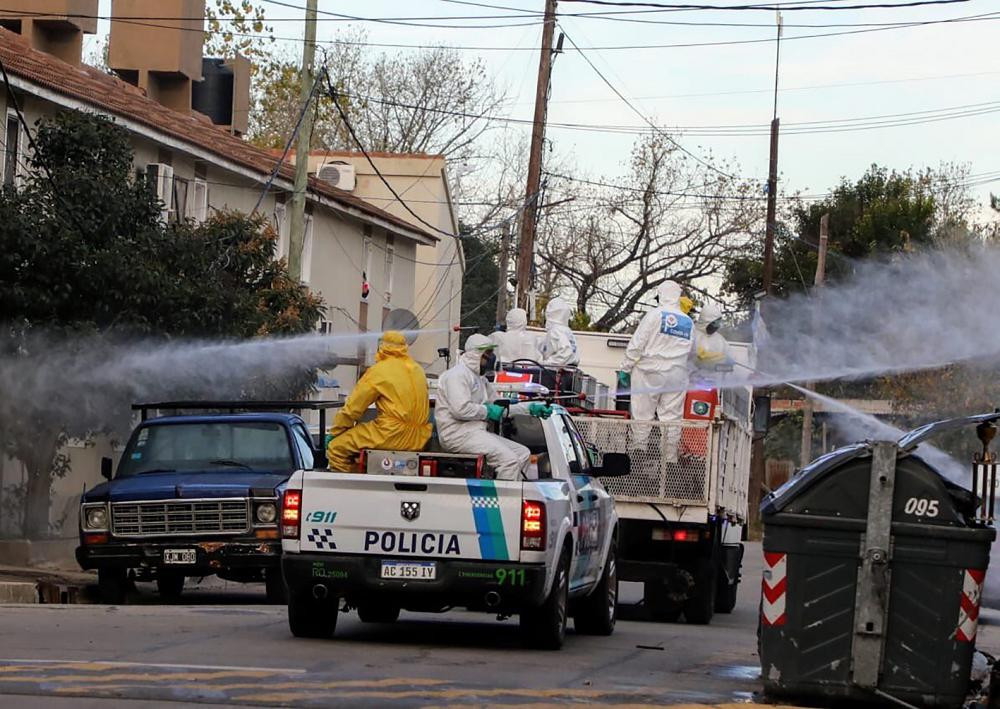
[
  {"xmin": 419, "ymin": 458, "xmax": 438, "ymax": 477},
  {"xmin": 521, "ymin": 500, "xmax": 546, "ymax": 551},
  {"xmin": 281, "ymin": 489, "xmax": 301, "ymax": 539}
]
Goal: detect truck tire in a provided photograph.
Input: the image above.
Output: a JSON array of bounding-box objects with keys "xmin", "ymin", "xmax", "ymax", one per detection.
[
  {"xmin": 156, "ymin": 572, "xmax": 184, "ymax": 602},
  {"xmin": 98, "ymin": 568, "xmax": 128, "ymax": 604},
  {"xmin": 288, "ymin": 588, "xmax": 338, "ymax": 639},
  {"xmin": 574, "ymin": 541, "xmax": 617, "ymax": 636},
  {"xmin": 520, "ymin": 549, "xmax": 569, "ymax": 650},
  {"xmin": 715, "ymin": 569, "xmax": 739, "ymax": 614},
  {"xmin": 357, "ymin": 603, "xmax": 401, "ymax": 623},
  {"xmin": 643, "ymin": 581, "xmax": 681, "ymax": 623},
  {"xmin": 265, "ymin": 569, "xmax": 287, "ymax": 604},
  {"xmin": 683, "ymin": 558, "xmax": 717, "ymax": 625}
]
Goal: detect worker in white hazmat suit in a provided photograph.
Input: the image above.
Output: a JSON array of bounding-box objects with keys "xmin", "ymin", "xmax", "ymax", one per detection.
[
  {"xmin": 539, "ymin": 298, "xmax": 580, "ymax": 367},
  {"xmin": 436, "ymin": 334, "xmax": 553, "ymax": 480},
  {"xmin": 490, "ymin": 308, "xmax": 540, "ymax": 364},
  {"xmin": 692, "ymin": 302, "xmax": 731, "ymax": 371},
  {"xmin": 619, "ymin": 281, "xmax": 694, "ymax": 457}
]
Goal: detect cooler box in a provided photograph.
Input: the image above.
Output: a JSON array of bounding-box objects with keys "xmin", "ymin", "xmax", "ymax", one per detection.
[{"xmin": 681, "ymin": 389, "xmax": 718, "ymax": 457}]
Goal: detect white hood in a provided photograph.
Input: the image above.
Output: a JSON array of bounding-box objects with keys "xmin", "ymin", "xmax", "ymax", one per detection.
[
  {"xmin": 657, "ymin": 281, "xmax": 682, "ymax": 310},
  {"xmin": 461, "ymin": 333, "xmax": 494, "ymax": 372},
  {"xmin": 698, "ymin": 302, "xmax": 723, "ymax": 327},
  {"xmin": 505, "ymin": 308, "xmax": 528, "ymax": 332},
  {"xmin": 545, "ymin": 298, "xmax": 572, "ymax": 329}
]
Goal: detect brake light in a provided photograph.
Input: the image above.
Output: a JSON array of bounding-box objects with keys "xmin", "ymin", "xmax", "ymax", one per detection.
[
  {"xmin": 419, "ymin": 458, "xmax": 438, "ymax": 477},
  {"xmin": 282, "ymin": 489, "xmax": 301, "ymax": 539},
  {"xmin": 521, "ymin": 500, "xmax": 546, "ymax": 551},
  {"xmin": 672, "ymin": 528, "xmax": 699, "ymax": 542}
]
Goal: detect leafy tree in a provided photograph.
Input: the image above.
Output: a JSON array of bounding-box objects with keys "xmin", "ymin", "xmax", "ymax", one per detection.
[
  {"xmin": 458, "ymin": 232, "xmax": 500, "ymax": 346},
  {"xmin": 0, "ymin": 110, "xmax": 323, "ymax": 537}
]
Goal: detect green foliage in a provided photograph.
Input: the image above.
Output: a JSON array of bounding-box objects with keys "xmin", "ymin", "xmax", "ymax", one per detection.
[
  {"xmin": 458, "ymin": 232, "xmax": 499, "ymax": 346},
  {"xmin": 569, "ymin": 310, "xmax": 593, "ymax": 331},
  {"xmin": 0, "ymin": 110, "xmax": 323, "ymax": 536}
]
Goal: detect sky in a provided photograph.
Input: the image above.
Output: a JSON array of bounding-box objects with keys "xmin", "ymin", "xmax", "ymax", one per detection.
[{"xmin": 87, "ymin": 0, "xmax": 1000, "ymax": 215}]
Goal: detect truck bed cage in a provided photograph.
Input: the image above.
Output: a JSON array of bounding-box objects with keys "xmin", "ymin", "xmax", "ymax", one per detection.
[{"xmin": 132, "ymin": 400, "xmax": 344, "ymax": 436}]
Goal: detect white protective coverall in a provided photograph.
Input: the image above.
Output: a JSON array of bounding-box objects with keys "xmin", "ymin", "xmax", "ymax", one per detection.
[
  {"xmin": 490, "ymin": 308, "xmax": 540, "ymax": 363},
  {"xmin": 692, "ymin": 302, "xmax": 731, "ymax": 369},
  {"xmin": 621, "ymin": 281, "xmax": 694, "ymax": 454},
  {"xmin": 539, "ymin": 298, "xmax": 580, "ymax": 366},
  {"xmin": 435, "ymin": 334, "xmax": 532, "ymax": 480}
]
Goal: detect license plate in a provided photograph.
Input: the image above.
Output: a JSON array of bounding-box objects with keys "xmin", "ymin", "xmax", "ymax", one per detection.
[
  {"xmin": 163, "ymin": 549, "xmax": 197, "ymax": 564},
  {"xmin": 380, "ymin": 561, "xmax": 436, "ymax": 580}
]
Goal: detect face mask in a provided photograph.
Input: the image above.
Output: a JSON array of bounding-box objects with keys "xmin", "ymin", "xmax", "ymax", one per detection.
[
  {"xmin": 706, "ymin": 321, "xmax": 721, "ymax": 335},
  {"xmin": 480, "ymin": 352, "xmax": 497, "ymax": 375}
]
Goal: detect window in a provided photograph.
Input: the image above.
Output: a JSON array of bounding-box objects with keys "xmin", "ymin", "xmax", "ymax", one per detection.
[
  {"xmin": 318, "ymin": 320, "xmax": 334, "ymax": 335},
  {"xmin": 383, "ymin": 235, "xmax": 395, "ymax": 303},
  {"xmin": 301, "ymin": 214, "xmax": 314, "ymax": 284},
  {"xmin": 293, "ymin": 424, "xmax": 315, "ymax": 470},
  {"xmin": 187, "ymin": 178, "xmax": 208, "ymax": 222},
  {"xmin": 554, "ymin": 415, "xmax": 580, "ymax": 472},
  {"xmin": 4, "ymin": 110, "xmax": 22, "ymax": 187},
  {"xmin": 273, "ymin": 203, "xmax": 288, "ymax": 259}
]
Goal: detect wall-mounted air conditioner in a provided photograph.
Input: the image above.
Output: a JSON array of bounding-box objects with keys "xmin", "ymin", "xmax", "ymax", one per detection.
[{"xmin": 315, "ymin": 160, "xmax": 356, "ymax": 191}]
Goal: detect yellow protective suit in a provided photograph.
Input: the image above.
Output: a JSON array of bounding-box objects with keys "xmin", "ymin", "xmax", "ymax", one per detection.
[{"xmin": 326, "ymin": 331, "xmax": 432, "ymax": 473}]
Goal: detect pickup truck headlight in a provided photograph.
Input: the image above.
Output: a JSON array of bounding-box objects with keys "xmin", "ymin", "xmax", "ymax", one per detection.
[
  {"xmin": 255, "ymin": 502, "xmax": 277, "ymax": 524},
  {"xmin": 82, "ymin": 504, "xmax": 108, "ymax": 531}
]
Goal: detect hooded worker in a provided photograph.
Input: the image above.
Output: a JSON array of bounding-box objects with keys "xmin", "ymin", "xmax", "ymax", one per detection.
[
  {"xmin": 619, "ymin": 280, "xmax": 694, "ymax": 453},
  {"xmin": 693, "ymin": 301, "xmax": 731, "ymax": 369},
  {"xmin": 490, "ymin": 308, "xmax": 540, "ymax": 364},
  {"xmin": 436, "ymin": 333, "xmax": 552, "ymax": 480},
  {"xmin": 539, "ymin": 298, "xmax": 580, "ymax": 366},
  {"xmin": 326, "ymin": 331, "xmax": 432, "ymax": 473}
]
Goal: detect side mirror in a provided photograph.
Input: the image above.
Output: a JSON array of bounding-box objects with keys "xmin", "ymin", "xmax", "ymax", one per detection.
[
  {"xmin": 568, "ymin": 459, "xmax": 582, "ymax": 476},
  {"xmin": 100, "ymin": 456, "xmax": 113, "ymax": 481},
  {"xmin": 753, "ymin": 394, "xmax": 772, "ymax": 436},
  {"xmin": 594, "ymin": 452, "xmax": 630, "ymax": 477}
]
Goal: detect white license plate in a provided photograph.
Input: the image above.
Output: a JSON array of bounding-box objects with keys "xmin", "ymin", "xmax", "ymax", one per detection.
[
  {"xmin": 163, "ymin": 549, "xmax": 197, "ymax": 564},
  {"xmin": 380, "ymin": 561, "xmax": 436, "ymax": 580}
]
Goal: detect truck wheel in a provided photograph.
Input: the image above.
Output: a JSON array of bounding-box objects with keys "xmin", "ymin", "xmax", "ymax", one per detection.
[
  {"xmin": 357, "ymin": 603, "xmax": 401, "ymax": 623},
  {"xmin": 643, "ymin": 581, "xmax": 681, "ymax": 623},
  {"xmin": 265, "ymin": 569, "xmax": 287, "ymax": 604},
  {"xmin": 288, "ymin": 588, "xmax": 338, "ymax": 639},
  {"xmin": 574, "ymin": 542, "xmax": 617, "ymax": 636},
  {"xmin": 714, "ymin": 569, "xmax": 739, "ymax": 614},
  {"xmin": 521, "ymin": 550, "xmax": 569, "ymax": 650},
  {"xmin": 683, "ymin": 558, "xmax": 717, "ymax": 625},
  {"xmin": 98, "ymin": 568, "xmax": 128, "ymax": 604},
  {"xmin": 156, "ymin": 572, "xmax": 184, "ymax": 602}
]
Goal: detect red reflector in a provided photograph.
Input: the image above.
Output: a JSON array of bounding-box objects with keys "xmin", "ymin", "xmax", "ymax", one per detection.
[{"xmin": 83, "ymin": 533, "xmax": 108, "ymax": 545}]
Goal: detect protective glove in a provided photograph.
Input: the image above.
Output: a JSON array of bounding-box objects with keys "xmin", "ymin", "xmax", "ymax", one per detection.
[
  {"xmin": 485, "ymin": 403, "xmax": 505, "ymax": 422},
  {"xmin": 617, "ymin": 371, "xmax": 631, "ymax": 389},
  {"xmin": 528, "ymin": 403, "xmax": 553, "ymax": 419},
  {"xmin": 324, "ymin": 434, "xmax": 333, "ymax": 447}
]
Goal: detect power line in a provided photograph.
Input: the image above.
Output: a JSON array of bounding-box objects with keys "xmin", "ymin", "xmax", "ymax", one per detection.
[{"xmin": 559, "ymin": 0, "xmax": 971, "ymax": 10}]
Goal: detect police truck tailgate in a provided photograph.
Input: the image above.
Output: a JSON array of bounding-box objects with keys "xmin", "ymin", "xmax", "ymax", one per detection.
[{"xmin": 295, "ymin": 472, "xmax": 524, "ymax": 561}]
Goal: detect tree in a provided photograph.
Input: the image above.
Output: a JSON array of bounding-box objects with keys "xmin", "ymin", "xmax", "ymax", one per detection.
[
  {"xmin": 537, "ymin": 134, "xmax": 760, "ymax": 332},
  {"xmin": 0, "ymin": 110, "xmax": 323, "ymax": 537},
  {"xmin": 458, "ymin": 232, "xmax": 500, "ymax": 345}
]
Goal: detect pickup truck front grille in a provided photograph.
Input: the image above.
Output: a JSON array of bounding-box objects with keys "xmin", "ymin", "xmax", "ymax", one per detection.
[{"xmin": 111, "ymin": 498, "xmax": 250, "ymax": 537}]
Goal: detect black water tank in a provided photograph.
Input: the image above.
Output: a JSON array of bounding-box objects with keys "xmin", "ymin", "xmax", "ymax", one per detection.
[{"xmin": 192, "ymin": 58, "xmax": 234, "ymax": 127}]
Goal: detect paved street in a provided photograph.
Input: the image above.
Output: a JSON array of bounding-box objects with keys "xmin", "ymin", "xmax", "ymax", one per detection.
[{"xmin": 0, "ymin": 547, "xmax": 765, "ymax": 707}]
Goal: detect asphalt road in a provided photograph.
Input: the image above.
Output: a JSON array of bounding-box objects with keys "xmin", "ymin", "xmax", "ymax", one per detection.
[{"xmin": 0, "ymin": 546, "xmax": 766, "ymax": 707}]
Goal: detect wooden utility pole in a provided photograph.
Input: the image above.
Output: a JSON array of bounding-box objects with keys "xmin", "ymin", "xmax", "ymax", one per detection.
[
  {"xmin": 515, "ymin": 0, "xmax": 558, "ymax": 312},
  {"xmin": 287, "ymin": 0, "xmax": 318, "ymax": 282},
  {"xmin": 799, "ymin": 213, "xmax": 829, "ymax": 468},
  {"xmin": 495, "ymin": 223, "xmax": 512, "ymax": 329}
]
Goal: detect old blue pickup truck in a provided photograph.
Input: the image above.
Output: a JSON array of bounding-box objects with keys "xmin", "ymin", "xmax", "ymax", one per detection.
[{"xmin": 76, "ymin": 402, "xmax": 335, "ymax": 604}]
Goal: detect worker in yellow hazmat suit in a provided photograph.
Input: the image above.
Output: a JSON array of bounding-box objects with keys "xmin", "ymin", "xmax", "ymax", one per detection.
[{"xmin": 326, "ymin": 331, "xmax": 432, "ymax": 472}]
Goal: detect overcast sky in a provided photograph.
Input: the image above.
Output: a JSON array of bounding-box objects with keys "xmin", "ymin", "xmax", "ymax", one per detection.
[{"xmin": 88, "ymin": 0, "xmax": 1000, "ymax": 211}]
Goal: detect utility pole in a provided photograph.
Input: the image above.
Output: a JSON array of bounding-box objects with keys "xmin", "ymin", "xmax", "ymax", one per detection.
[
  {"xmin": 495, "ymin": 222, "xmax": 512, "ymax": 329},
  {"xmin": 749, "ymin": 12, "xmax": 783, "ymax": 532},
  {"xmin": 515, "ymin": 0, "xmax": 558, "ymax": 313},
  {"xmin": 799, "ymin": 213, "xmax": 829, "ymax": 468},
  {"xmin": 287, "ymin": 0, "xmax": 318, "ymax": 282}
]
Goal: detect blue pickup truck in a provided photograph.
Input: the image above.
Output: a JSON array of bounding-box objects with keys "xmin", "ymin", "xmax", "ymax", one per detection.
[{"xmin": 76, "ymin": 402, "xmax": 335, "ymax": 604}]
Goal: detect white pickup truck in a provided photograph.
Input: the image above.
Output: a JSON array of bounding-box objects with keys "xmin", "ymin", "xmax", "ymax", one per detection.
[{"xmin": 279, "ymin": 405, "xmax": 628, "ymax": 649}]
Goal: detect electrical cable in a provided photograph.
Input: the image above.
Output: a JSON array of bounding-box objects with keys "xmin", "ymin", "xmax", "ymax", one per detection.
[{"xmin": 559, "ymin": 0, "xmax": 971, "ymax": 10}]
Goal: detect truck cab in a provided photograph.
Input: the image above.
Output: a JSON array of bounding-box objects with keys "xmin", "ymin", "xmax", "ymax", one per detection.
[{"xmin": 77, "ymin": 402, "xmax": 334, "ymax": 603}]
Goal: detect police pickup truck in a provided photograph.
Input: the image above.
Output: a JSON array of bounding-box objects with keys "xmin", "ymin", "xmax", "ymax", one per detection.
[
  {"xmin": 280, "ymin": 401, "xmax": 629, "ymax": 649},
  {"xmin": 77, "ymin": 401, "xmax": 335, "ymax": 604}
]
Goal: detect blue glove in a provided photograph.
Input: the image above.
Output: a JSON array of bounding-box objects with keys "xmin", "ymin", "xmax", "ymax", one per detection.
[
  {"xmin": 486, "ymin": 403, "xmax": 505, "ymax": 422},
  {"xmin": 528, "ymin": 403, "xmax": 553, "ymax": 419},
  {"xmin": 617, "ymin": 371, "xmax": 631, "ymax": 389}
]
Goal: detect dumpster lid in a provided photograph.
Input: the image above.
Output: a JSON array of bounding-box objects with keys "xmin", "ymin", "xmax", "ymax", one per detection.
[
  {"xmin": 897, "ymin": 411, "xmax": 1000, "ymax": 452},
  {"xmin": 762, "ymin": 442, "xmax": 871, "ymax": 515}
]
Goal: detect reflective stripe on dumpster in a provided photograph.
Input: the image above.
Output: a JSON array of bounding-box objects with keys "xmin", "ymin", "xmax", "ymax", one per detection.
[
  {"xmin": 761, "ymin": 552, "xmax": 787, "ymax": 627},
  {"xmin": 956, "ymin": 568, "xmax": 985, "ymax": 643}
]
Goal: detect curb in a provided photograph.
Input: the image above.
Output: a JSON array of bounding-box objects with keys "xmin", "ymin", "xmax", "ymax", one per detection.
[{"xmin": 0, "ymin": 581, "xmax": 38, "ymax": 604}]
